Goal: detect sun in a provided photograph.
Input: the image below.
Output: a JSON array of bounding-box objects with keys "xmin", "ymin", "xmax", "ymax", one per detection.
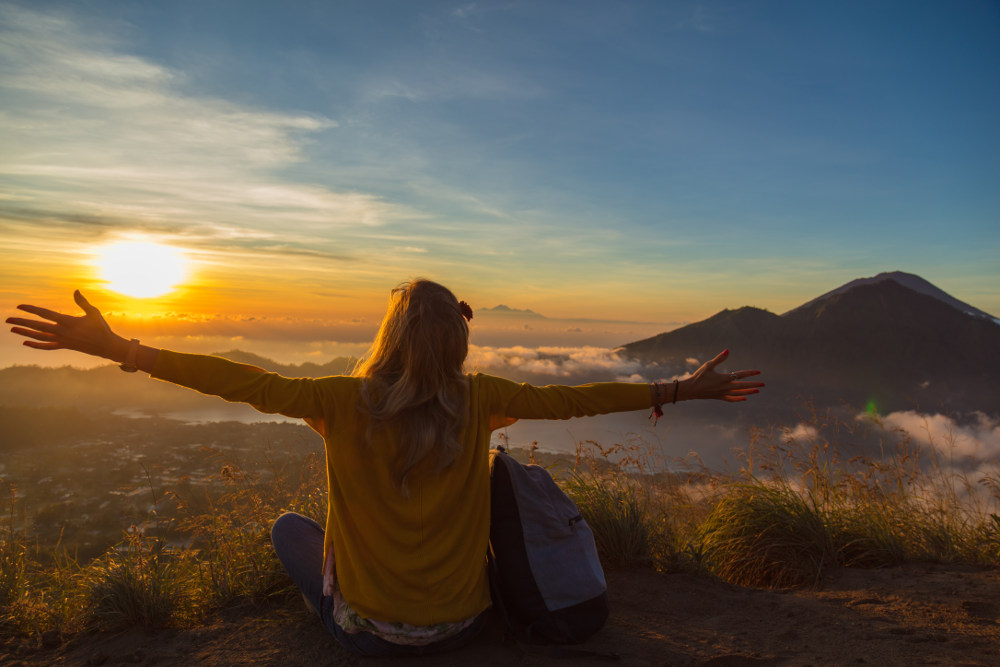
[{"xmin": 96, "ymin": 240, "xmax": 189, "ymax": 298}]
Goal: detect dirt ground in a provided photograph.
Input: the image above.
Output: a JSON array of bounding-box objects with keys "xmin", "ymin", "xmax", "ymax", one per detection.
[{"xmin": 4, "ymin": 563, "xmax": 999, "ymax": 666}]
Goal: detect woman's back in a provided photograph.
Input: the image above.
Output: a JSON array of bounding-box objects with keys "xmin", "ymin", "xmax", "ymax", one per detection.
[
  {"xmin": 322, "ymin": 370, "xmax": 659, "ymax": 624},
  {"xmin": 324, "ymin": 374, "xmax": 491, "ymax": 626}
]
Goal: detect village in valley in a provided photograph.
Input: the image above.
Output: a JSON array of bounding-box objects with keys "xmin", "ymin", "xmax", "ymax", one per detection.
[{"xmin": 0, "ymin": 409, "xmax": 323, "ymax": 562}]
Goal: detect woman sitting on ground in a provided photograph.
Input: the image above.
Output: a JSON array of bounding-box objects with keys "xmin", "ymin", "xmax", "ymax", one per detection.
[{"xmin": 6, "ymin": 279, "xmax": 763, "ymax": 656}]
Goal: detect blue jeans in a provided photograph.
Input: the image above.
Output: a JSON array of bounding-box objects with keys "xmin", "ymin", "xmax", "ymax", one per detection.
[{"xmin": 270, "ymin": 512, "xmax": 488, "ymax": 657}]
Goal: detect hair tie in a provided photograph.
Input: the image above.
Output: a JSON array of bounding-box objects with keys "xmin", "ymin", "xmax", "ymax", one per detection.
[{"xmin": 459, "ymin": 301, "xmax": 473, "ymax": 321}]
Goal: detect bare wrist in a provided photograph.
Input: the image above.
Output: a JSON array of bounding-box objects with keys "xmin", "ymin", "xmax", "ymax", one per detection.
[{"xmin": 675, "ymin": 378, "xmax": 692, "ymax": 402}]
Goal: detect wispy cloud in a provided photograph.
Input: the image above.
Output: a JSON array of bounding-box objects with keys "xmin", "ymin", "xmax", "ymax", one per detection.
[
  {"xmin": 0, "ymin": 5, "xmax": 408, "ymax": 238},
  {"xmin": 99, "ymin": 311, "xmax": 378, "ymax": 343}
]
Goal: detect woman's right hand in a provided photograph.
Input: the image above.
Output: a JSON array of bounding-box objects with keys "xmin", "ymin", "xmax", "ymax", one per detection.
[
  {"xmin": 679, "ymin": 349, "xmax": 764, "ymax": 402},
  {"xmin": 6, "ymin": 290, "xmax": 127, "ymax": 361}
]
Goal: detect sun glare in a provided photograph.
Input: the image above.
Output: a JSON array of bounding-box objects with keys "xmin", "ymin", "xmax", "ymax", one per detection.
[{"xmin": 96, "ymin": 241, "xmax": 189, "ymax": 298}]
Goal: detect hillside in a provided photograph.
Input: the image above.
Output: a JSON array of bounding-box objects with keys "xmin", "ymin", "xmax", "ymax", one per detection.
[{"xmin": 0, "ymin": 354, "xmax": 356, "ymax": 421}]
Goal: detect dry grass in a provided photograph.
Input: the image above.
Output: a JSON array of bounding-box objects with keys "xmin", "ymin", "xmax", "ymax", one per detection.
[
  {"xmin": 0, "ymin": 450, "xmax": 327, "ymax": 640},
  {"xmin": 85, "ymin": 527, "xmax": 197, "ymax": 629},
  {"xmin": 565, "ymin": 472, "xmax": 654, "ymax": 569},
  {"xmin": 2, "ymin": 408, "xmax": 999, "ymax": 643},
  {"xmin": 175, "ymin": 452, "xmax": 327, "ymax": 606},
  {"xmin": 564, "ymin": 408, "xmax": 1000, "ymax": 589}
]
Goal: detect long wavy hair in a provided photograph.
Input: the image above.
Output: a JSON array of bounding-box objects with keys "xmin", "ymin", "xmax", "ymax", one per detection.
[{"xmin": 352, "ymin": 279, "xmax": 470, "ymax": 494}]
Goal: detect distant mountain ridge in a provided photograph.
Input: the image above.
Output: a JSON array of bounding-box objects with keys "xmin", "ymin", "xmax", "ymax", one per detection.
[
  {"xmin": 0, "ymin": 353, "xmax": 356, "ymax": 418},
  {"xmin": 479, "ymin": 304, "xmax": 545, "ymax": 317},
  {"xmin": 622, "ymin": 273, "xmax": 1000, "ymax": 417},
  {"xmin": 209, "ymin": 350, "xmax": 355, "ymax": 377}
]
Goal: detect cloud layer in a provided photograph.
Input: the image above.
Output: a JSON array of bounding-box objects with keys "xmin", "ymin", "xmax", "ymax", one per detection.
[
  {"xmin": 467, "ymin": 344, "xmax": 691, "ymax": 385},
  {"xmin": 880, "ymin": 410, "xmax": 1000, "ymax": 461}
]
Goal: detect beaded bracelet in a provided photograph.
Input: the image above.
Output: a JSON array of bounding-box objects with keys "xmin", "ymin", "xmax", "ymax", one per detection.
[{"xmin": 649, "ymin": 379, "xmax": 679, "ymax": 423}]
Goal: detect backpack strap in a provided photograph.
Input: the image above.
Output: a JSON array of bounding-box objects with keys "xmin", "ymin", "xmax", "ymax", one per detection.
[{"xmin": 486, "ymin": 546, "xmax": 521, "ymax": 636}]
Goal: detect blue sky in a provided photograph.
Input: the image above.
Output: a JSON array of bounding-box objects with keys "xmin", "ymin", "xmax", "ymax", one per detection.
[{"xmin": 1, "ymin": 0, "xmax": 998, "ymax": 365}]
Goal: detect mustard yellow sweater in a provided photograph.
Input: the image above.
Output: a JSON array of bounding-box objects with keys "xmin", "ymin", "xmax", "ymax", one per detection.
[{"xmin": 152, "ymin": 350, "xmax": 651, "ymax": 625}]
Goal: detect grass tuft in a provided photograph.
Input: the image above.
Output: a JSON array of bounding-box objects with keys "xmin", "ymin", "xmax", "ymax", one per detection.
[
  {"xmin": 698, "ymin": 482, "xmax": 833, "ymax": 588},
  {"xmin": 86, "ymin": 527, "xmax": 195, "ymax": 629},
  {"xmin": 565, "ymin": 473, "xmax": 653, "ymax": 569}
]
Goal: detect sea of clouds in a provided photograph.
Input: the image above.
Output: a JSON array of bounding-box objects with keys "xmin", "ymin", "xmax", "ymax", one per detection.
[
  {"xmin": 466, "ymin": 344, "xmax": 700, "ymax": 385},
  {"xmin": 878, "ymin": 410, "xmax": 1000, "ymax": 461},
  {"xmin": 772, "ymin": 407, "xmax": 1000, "ymax": 507}
]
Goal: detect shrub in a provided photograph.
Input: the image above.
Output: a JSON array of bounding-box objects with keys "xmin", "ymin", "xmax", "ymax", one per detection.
[
  {"xmin": 565, "ymin": 473, "xmax": 653, "ymax": 569},
  {"xmin": 86, "ymin": 527, "xmax": 195, "ymax": 629},
  {"xmin": 698, "ymin": 481, "xmax": 834, "ymax": 588}
]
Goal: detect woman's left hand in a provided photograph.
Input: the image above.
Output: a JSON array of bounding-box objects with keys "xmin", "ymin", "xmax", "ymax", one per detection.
[{"xmin": 679, "ymin": 349, "xmax": 764, "ymax": 402}]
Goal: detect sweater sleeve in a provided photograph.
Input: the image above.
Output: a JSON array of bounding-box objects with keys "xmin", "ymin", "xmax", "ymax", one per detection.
[
  {"xmin": 150, "ymin": 350, "xmax": 327, "ymax": 419},
  {"xmin": 479, "ymin": 374, "xmax": 652, "ymax": 420}
]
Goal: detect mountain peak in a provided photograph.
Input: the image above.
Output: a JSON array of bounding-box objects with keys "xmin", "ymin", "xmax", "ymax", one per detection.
[{"xmin": 784, "ymin": 271, "xmax": 996, "ymax": 323}]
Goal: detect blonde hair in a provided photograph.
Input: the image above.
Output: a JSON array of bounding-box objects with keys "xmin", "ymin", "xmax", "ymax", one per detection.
[{"xmin": 352, "ymin": 279, "xmax": 470, "ymax": 494}]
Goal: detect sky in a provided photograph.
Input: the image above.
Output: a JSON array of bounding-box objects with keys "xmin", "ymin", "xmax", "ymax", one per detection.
[{"xmin": 1, "ymin": 0, "xmax": 998, "ymax": 368}]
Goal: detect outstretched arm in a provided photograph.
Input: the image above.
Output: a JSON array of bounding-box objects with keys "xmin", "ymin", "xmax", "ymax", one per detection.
[
  {"xmin": 490, "ymin": 349, "xmax": 763, "ymax": 424},
  {"xmin": 6, "ymin": 290, "xmax": 160, "ymax": 373}
]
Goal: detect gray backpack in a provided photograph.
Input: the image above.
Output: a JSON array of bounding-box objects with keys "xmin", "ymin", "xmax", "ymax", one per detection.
[{"xmin": 488, "ymin": 447, "xmax": 609, "ymax": 644}]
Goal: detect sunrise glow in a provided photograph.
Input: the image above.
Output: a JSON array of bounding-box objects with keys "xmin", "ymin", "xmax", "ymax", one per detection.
[
  {"xmin": 95, "ymin": 241, "xmax": 189, "ymax": 298},
  {"xmin": 0, "ymin": 1, "xmax": 996, "ymax": 369}
]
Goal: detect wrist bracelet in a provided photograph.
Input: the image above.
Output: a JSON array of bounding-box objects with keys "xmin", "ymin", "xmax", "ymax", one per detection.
[
  {"xmin": 119, "ymin": 338, "xmax": 140, "ymax": 373},
  {"xmin": 650, "ymin": 381, "xmax": 665, "ymax": 423}
]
